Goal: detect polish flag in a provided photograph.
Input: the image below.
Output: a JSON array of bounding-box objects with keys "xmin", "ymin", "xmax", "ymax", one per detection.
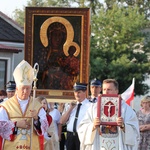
[{"xmin": 121, "ymin": 78, "xmax": 135, "ymax": 106}]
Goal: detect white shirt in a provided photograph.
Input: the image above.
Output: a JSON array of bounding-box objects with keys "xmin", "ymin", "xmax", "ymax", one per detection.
[
  {"xmin": 64, "ymin": 98, "xmax": 91, "ymax": 132},
  {"xmin": 49, "ymin": 108, "xmax": 61, "ymax": 135}
]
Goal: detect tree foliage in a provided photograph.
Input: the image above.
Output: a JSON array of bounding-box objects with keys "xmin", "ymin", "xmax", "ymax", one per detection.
[
  {"xmin": 105, "ymin": 0, "xmax": 150, "ymax": 19},
  {"xmin": 90, "ymin": 4, "xmax": 150, "ymax": 95},
  {"xmin": 13, "ymin": 0, "xmax": 48, "ymax": 27},
  {"xmin": 12, "ymin": 0, "xmax": 150, "ymax": 95}
]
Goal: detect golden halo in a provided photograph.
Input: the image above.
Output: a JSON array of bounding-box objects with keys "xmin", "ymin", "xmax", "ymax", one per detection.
[{"xmin": 40, "ymin": 16, "xmax": 80, "ymax": 57}]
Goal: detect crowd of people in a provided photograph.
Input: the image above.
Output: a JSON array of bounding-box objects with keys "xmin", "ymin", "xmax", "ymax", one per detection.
[{"xmin": 0, "ymin": 59, "xmax": 149, "ymax": 150}]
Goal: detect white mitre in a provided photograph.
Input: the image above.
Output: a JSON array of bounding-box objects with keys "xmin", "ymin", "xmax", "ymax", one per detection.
[{"xmin": 13, "ymin": 60, "xmax": 34, "ymax": 86}]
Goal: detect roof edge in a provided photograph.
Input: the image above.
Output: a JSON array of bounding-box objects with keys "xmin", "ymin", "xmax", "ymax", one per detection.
[{"xmin": 0, "ymin": 11, "xmax": 24, "ymax": 34}]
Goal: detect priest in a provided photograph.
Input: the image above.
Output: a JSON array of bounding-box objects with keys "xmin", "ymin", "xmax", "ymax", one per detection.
[{"xmin": 78, "ymin": 79, "xmax": 140, "ymax": 150}]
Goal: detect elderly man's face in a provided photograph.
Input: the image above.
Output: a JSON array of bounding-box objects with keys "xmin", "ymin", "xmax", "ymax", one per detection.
[{"xmin": 16, "ymin": 85, "xmax": 32, "ymax": 100}]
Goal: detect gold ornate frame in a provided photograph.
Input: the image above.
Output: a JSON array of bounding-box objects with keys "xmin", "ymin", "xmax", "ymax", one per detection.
[{"xmin": 25, "ymin": 7, "xmax": 90, "ymax": 101}]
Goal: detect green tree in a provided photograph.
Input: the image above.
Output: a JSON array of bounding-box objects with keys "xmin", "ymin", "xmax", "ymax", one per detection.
[
  {"xmin": 12, "ymin": 0, "xmax": 150, "ymax": 95},
  {"xmin": 13, "ymin": 0, "xmax": 102, "ymax": 27},
  {"xmin": 90, "ymin": 4, "xmax": 150, "ymax": 95},
  {"xmin": 13, "ymin": 9, "xmax": 25, "ymax": 28},
  {"xmin": 120, "ymin": 0, "xmax": 150, "ymax": 19},
  {"xmin": 13, "ymin": 0, "xmax": 49, "ymax": 27}
]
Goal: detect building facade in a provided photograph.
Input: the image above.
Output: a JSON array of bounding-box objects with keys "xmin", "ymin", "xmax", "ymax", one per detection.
[{"xmin": 0, "ymin": 11, "xmax": 24, "ymax": 89}]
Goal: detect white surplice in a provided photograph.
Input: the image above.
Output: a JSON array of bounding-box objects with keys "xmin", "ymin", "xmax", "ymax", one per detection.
[{"xmin": 78, "ymin": 100, "xmax": 140, "ymax": 150}]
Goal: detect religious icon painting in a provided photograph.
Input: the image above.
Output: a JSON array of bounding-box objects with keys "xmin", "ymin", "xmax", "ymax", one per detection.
[
  {"xmin": 97, "ymin": 94, "xmax": 121, "ymax": 125},
  {"xmin": 25, "ymin": 7, "xmax": 90, "ymax": 101}
]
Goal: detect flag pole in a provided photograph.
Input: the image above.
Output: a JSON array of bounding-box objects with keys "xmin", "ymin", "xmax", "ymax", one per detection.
[{"xmin": 131, "ymin": 78, "xmax": 135, "ymax": 109}]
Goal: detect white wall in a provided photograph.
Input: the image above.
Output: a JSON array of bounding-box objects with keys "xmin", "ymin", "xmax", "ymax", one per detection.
[{"xmin": 0, "ymin": 41, "xmax": 24, "ymax": 82}]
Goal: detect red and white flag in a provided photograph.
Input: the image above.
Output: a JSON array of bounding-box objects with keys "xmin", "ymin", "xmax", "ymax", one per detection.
[{"xmin": 121, "ymin": 78, "xmax": 135, "ymax": 106}]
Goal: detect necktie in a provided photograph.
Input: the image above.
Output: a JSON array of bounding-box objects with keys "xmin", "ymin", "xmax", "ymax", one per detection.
[
  {"xmin": 73, "ymin": 103, "xmax": 82, "ymax": 132},
  {"xmin": 0, "ymin": 99, "xmax": 3, "ymax": 103},
  {"xmin": 89, "ymin": 97, "xmax": 96, "ymax": 103},
  {"xmin": 93, "ymin": 97, "xmax": 96, "ymax": 103}
]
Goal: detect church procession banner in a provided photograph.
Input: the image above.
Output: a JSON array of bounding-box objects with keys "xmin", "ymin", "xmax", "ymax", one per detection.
[{"xmin": 25, "ymin": 7, "xmax": 90, "ymax": 101}]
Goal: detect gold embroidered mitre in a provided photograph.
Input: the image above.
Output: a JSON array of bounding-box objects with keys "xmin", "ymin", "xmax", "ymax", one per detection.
[{"xmin": 13, "ymin": 60, "xmax": 34, "ymax": 86}]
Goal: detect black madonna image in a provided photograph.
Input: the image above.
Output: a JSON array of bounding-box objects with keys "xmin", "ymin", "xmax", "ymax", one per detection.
[{"xmin": 35, "ymin": 16, "xmax": 81, "ymax": 90}]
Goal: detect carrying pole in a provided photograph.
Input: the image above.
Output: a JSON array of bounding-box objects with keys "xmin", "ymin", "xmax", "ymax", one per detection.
[{"xmin": 30, "ymin": 63, "xmax": 39, "ymax": 150}]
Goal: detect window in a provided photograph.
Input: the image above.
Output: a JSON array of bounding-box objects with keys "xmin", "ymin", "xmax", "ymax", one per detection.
[{"xmin": 0, "ymin": 59, "xmax": 7, "ymax": 89}]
